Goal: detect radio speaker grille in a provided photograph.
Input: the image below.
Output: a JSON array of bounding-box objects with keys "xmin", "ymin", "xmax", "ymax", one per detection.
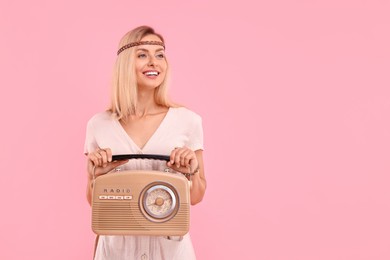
[{"xmin": 92, "ymin": 201, "xmax": 189, "ymax": 235}]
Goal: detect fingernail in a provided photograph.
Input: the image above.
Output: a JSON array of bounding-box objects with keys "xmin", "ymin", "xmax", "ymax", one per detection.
[{"xmin": 176, "ymin": 164, "xmax": 180, "ymax": 168}]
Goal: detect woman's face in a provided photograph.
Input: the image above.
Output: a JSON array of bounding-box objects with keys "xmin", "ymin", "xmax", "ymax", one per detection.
[{"xmin": 134, "ymin": 34, "xmax": 167, "ymax": 91}]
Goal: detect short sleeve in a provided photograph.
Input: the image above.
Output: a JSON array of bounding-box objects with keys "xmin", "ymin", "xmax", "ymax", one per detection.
[
  {"xmin": 84, "ymin": 118, "xmax": 98, "ymax": 155},
  {"xmin": 187, "ymin": 114, "xmax": 204, "ymax": 151}
]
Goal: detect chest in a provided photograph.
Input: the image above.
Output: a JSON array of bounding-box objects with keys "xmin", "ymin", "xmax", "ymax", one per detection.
[
  {"xmin": 93, "ymin": 111, "xmax": 192, "ymax": 155},
  {"xmin": 120, "ymin": 114, "xmax": 166, "ymax": 150}
]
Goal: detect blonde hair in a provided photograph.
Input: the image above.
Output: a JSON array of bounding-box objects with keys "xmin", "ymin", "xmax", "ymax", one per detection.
[{"xmin": 109, "ymin": 26, "xmax": 173, "ymax": 119}]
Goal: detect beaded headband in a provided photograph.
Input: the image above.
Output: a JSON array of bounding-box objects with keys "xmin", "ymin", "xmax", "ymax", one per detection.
[{"xmin": 117, "ymin": 41, "xmax": 165, "ymax": 55}]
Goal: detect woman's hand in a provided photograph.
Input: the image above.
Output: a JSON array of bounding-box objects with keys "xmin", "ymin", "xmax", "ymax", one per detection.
[
  {"xmin": 86, "ymin": 148, "xmax": 128, "ymax": 205},
  {"xmin": 167, "ymin": 148, "xmax": 206, "ymax": 205},
  {"xmin": 87, "ymin": 148, "xmax": 129, "ymax": 179},
  {"xmin": 166, "ymin": 146, "xmax": 199, "ymax": 175}
]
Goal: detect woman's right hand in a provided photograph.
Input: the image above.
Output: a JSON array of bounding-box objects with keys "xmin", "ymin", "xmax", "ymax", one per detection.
[{"xmin": 87, "ymin": 148, "xmax": 129, "ymax": 179}]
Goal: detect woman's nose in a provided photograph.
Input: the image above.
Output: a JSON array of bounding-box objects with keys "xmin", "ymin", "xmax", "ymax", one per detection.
[{"xmin": 148, "ymin": 56, "xmax": 157, "ymax": 66}]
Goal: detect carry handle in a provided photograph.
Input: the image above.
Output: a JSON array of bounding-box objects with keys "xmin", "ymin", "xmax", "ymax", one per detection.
[
  {"xmin": 112, "ymin": 154, "xmax": 170, "ymax": 162},
  {"xmin": 92, "ymin": 154, "xmax": 171, "ymax": 181}
]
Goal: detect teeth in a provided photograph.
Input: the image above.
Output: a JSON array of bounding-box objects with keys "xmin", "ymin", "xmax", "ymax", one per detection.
[{"xmin": 144, "ymin": 71, "xmax": 158, "ymax": 76}]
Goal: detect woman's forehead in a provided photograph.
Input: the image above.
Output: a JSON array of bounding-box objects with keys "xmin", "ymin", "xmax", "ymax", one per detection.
[{"xmin": 136, "ymin": 46, "xmax": 165, "ymax": 52}]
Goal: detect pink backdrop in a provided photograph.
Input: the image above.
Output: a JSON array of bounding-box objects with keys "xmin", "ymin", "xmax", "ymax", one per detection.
[{"xmin": 1, "ymin": 0, "xmax": 389, "ymax": 259}]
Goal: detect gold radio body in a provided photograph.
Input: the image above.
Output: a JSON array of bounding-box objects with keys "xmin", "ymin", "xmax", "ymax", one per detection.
[{"xmin": 92, "ymin": 170, "xmax": 190, "ymax": 236}]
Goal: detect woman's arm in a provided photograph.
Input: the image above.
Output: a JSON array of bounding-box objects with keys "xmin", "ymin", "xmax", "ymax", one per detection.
[
  {"xmin": 167, "ymin": 147, "xmax": 207, "ymax": 205},
  {"xmin": 188, "ymin": 150, "xmax": 206, "ymax": 205}
]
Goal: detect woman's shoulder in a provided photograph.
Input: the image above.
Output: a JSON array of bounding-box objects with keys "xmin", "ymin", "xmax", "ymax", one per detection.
[
  {"xmin": 170, "ymin": 106, "xmax": 202, "ymax": 120},
  {"xmin": 86, "ymin": 111, "xmax": 114, "ymax": 126},
  {"xmin": 169, "ymin": 107, "xmax": 203, "ymax": 129}
]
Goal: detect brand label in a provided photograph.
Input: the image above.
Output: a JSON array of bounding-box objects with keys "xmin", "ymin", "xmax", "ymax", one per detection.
[{"xmin": 103, "ymin": 188, "xmax": 131, "ymax": 193}]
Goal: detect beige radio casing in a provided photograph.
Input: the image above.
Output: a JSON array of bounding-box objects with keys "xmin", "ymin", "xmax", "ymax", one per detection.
[{"xmin": 91, "ymin": 170, "xmax": 190, "ymax": 236}]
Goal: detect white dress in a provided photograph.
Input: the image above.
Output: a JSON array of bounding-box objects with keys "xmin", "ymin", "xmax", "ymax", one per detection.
[{"xmin": 84, "ymin": 107, "xmax": 203, "ymax": 260}]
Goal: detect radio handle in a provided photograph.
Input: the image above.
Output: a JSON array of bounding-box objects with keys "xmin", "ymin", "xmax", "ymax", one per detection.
[
  {"xmin": 112, "ymin": 154, "xmax": 170, "ymax": 162},
  {"xmin": 92, "ymin": 154, "xmax": 171, "ymax": 181}
]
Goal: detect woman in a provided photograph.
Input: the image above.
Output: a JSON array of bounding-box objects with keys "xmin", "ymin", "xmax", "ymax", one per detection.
[{"xmin": 84, "ymin": 26, "xmax": 206, "ymax": 259}]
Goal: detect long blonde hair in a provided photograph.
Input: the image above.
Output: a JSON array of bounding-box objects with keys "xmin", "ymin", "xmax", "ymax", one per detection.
[{"xmin": 109, "ymin": 26, "xmax": 173, "ymax": 119}]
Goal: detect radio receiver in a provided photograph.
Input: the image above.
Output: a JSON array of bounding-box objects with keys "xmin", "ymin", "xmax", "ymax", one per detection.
[{"xmin": 91, "ymin": 154, "xmax": 190, "ymax": 236}]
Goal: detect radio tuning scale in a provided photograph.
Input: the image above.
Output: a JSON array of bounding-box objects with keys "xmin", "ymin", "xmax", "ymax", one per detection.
[{"xmin": 142, "ymin": 184, "xmax": 178, "ymax": 221}]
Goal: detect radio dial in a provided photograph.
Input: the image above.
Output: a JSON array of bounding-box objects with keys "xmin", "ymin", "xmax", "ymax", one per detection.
[{"xmin": 142, "ymin": 184, "xmax": 178, "ymax": 221}]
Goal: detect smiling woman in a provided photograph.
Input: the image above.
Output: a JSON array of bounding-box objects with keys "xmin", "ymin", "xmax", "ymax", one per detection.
[
  {"xmin": 134, "ymin": 35, "xmax": 167, "ymax": 92},
  {"xmin": 109, "ymin": 28, "xmax": 172, "ymax": 119},
  {"xmin": 84, "ymin": 26, "xmax": 206, "ymax": 260}
]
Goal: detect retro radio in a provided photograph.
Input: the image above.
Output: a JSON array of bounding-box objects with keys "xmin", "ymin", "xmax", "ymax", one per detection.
[{"xmin": 91, "ymin": 154, "xmax": 190, "ymax": 236}]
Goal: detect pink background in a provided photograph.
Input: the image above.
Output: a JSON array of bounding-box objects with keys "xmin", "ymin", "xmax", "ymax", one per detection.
[{"xmin": 1, "ymin": 0, "xmax": 389, "ymax": 259}]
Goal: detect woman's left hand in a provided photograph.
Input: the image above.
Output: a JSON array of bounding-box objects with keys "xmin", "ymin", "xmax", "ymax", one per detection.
[{"xmin": 167, "ymin": 146, "xmax": 198, "ymax": 175}]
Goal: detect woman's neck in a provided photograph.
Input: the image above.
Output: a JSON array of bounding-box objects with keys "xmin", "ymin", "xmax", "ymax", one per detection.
[{"xmin": 134, "ymin": 88, "xmax": 162, "ymax": 117}]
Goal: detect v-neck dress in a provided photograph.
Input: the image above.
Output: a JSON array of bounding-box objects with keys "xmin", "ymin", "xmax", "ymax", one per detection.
[{"xmin": 84, "ymin": 107, "xmax": 203, "ymax": 260}]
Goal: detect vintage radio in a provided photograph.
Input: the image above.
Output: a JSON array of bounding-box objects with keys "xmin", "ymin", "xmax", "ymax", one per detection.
[{"xmin": 91, "ymin": 154, "xmax": 190, "ymax": 236}]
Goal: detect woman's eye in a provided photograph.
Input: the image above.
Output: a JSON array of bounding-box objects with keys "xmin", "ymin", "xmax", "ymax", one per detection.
[
  {"xmin": 138, "ymin": 53, "xmax": 147, "ymax": 58},
  {"xmin": 156, "ymin": 53, "xmax": 165, "ymax": 59}
]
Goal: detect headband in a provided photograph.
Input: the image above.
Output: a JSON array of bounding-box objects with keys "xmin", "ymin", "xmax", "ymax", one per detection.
[{"xmin": 117, "ymin": 41, "xmax": 165, "ymax": 55}]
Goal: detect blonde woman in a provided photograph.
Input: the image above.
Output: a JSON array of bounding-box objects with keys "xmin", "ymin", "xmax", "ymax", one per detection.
[{"xmin": 84, "ymin": 26, "xmax": 206, "ymax": 260}]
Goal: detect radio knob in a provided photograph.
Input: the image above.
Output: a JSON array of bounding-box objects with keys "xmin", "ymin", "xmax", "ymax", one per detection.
[{"xmin": 155, "ymin": 197, "xmax": 164, "ymax": 206}]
